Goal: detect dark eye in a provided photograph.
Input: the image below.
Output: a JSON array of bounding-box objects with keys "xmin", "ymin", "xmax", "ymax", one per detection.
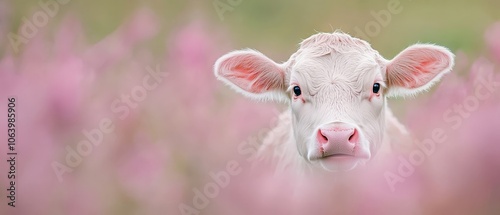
[
  {"xmin": 293, "ymin": 86, "xmax": 302, "ymax": 96},
  {"xmin": 373, "ymin": 83, "xmax": 381, "ymax": 94}
]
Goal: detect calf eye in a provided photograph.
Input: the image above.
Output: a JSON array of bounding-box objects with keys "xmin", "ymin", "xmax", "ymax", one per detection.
[
  {"xmin": 293, "ymin": 86, "xmax": 302, "ymax": 96},
  {"xmin": 372, "ymin": 83, "xmax": 380, "ymax": 94}
]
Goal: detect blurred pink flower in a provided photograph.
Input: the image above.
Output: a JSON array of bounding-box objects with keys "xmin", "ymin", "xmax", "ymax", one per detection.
[
  {"xmin": 485, "ymin": 22, "xmax": 500, "ymax": 62},
  {"xmin": 84, "ymin": 8, "xmax": 158, "ymax": 71}
]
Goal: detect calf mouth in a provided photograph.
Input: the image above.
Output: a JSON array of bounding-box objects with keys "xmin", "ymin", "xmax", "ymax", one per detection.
[
  {"xmin": 320, "ymin": 145, "xmax": 356, "ymax": 158},
  {"xmin": 321, "ymin": 154, "xmax": 357, "ymax": 162},
  {"xmin": 309, "ymin": 153, "xmax": 356, "ymax": 161},
  {"xmin": 323, "ymin": 153, "xmax": 354, "ymax": 158}
]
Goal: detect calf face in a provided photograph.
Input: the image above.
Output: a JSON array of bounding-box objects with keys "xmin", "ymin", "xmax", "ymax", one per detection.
[{"xmin": 214, "ymin": 32, "xmax": 454, "ymax": 171}]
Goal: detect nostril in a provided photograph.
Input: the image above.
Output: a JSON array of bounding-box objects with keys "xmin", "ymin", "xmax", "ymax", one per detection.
[
  {"xmin": 348, "ymin": 129, "xmax": 359, "ymax": 143},
  {"xmin": 317, "ymin": 129, "xmax": 328, "ymax": 145},
  {"xmin": 322, "ymin": 133, "xmax": 328, "ymax": 141}
]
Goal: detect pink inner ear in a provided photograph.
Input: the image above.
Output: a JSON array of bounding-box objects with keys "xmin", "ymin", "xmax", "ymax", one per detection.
[
  {"xmin": 220, "ymin": 54, "xmax": 284, "ymax": 93},
  {"xmin": 233, "ymin": 64, "xmax": 259, "ymax": 82},
  {"xmin": 410, "ymin": 59, "xmax": 438, "ymax": 85},
  {"xmin": 414, "ymin": 60, "xmax": 433, "ymax": 73},
  {"xmin": 233, "ymin": 63, "xmax": 267, "ymax": 92}
]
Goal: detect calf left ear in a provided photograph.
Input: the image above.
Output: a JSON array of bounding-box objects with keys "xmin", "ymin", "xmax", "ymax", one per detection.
[
  {"xmin": 385, "ymin": 44, "xmax": 454, "ymax": 97},
  {"xmin": 214, "ymin": 49, "xmax": 288, "ymax": 102}
]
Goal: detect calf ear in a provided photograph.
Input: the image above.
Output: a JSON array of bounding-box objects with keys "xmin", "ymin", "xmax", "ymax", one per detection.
[
  {"xmin": 214, "ymin": 49, "xmax": 288, "ymax": 102},
  {"xmin": 385, "ymin": 44, "xmax": 454, "ymax": 97}
]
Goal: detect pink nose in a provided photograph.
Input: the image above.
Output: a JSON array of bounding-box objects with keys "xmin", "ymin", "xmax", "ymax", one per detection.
[{"xmin": 317, "ymin": 123, "xmax": 359, "ymax": 156}]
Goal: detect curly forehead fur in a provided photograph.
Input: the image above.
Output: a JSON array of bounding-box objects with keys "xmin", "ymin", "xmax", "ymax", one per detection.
[
  {"xmin": 285, "ymin": 32, "xmax": 385, "ymax": 97},
  {"xmin": 286, "ymin": 32, "xmax": 382, "ymax": 68},
  {"xmin": 301, "ymin": 32, "xmax": 376, "ymax": 54}
]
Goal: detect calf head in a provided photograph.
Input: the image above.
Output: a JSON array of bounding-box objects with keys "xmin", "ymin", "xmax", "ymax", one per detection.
[{"xmin": 214, "ymin": 32, "xmax": 454, "ymax": 171}]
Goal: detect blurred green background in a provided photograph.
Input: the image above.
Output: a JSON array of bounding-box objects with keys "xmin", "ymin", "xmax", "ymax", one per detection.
[{"xmin": 8, "ymin": 0, "xmax": 500, "ymax": 59}]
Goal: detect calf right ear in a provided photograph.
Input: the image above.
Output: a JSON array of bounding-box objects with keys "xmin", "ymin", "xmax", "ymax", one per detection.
[
  {"xmin": 385, "ymin": 44, "xmax": 455, "ymax": 97},
  {"xmin": 214, "ymin": 49, "xmax": 288, "ymax": 102}
]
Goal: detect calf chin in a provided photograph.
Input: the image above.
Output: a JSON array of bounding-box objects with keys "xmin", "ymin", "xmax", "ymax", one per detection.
[{"xmin": 318, "ymin": 157, "xmax": 366, "ymax": 172}]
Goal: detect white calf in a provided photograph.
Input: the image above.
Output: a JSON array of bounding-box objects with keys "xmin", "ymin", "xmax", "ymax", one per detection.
[{"xmin": 214, "ymin": 32, "xmax": 454, "ymax": 172}]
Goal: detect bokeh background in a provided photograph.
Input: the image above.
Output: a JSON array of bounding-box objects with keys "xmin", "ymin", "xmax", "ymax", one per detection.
[{"xmin": 1, "ymin": 0, "xmax": 500, "ymax": 214}]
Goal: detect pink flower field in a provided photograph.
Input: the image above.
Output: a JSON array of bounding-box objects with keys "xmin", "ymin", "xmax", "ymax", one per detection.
[{"xmin": 1, "ymin": 2, "xmax": 500, "ymax": 215}]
